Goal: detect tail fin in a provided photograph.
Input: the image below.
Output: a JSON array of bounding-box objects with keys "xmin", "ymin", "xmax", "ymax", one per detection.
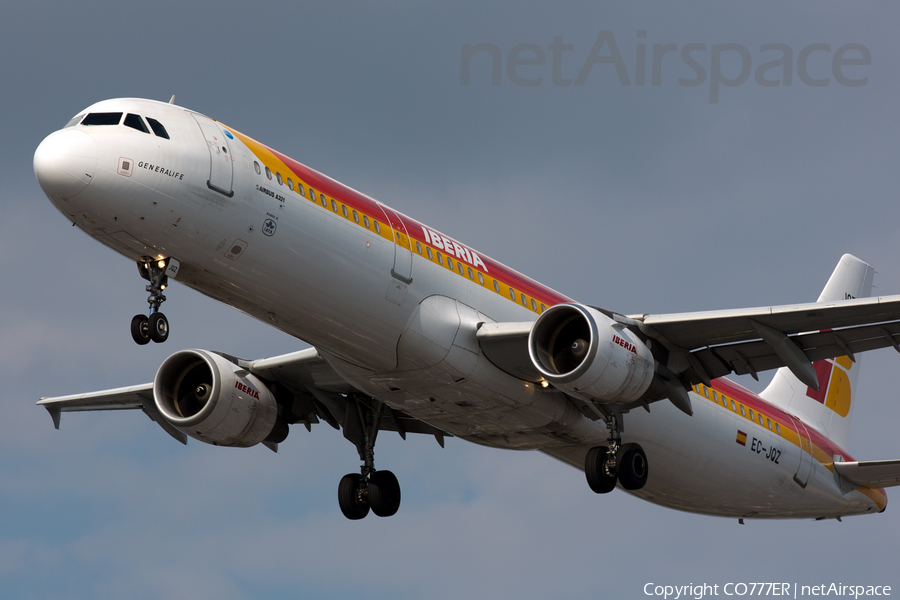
[{"xmin": 759, "ymin": 254, "xmax": 875, "ymax": 450}]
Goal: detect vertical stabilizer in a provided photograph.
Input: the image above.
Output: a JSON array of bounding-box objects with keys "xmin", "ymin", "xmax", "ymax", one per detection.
[{"xmin": 759, "ymin": 254, "xmax": 875, "ymax": 450}]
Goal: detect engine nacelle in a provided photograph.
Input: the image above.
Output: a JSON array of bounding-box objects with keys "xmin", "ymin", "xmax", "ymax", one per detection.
[
  {"xmin": 528, "ymin": 303, "xmax": 655, "ymax": 404},
  {"xmin": 153, "ymin": 349, "xmax": 281, "ymax": 447}
]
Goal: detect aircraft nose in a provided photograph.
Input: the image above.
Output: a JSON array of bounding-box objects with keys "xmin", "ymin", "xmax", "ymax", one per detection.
[{"xmin": 34, "ymin": 129, "xmax": 99, "ymax": 201}]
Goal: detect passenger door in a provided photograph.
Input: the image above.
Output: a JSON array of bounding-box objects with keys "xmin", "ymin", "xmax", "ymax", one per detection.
[{"xmin": 191, "ymin": 113, "xmax": 234, "ymax": 197}]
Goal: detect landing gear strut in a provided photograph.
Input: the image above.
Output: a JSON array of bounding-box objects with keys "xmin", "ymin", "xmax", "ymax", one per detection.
[
  {"xmin": 131, "ymin": 257, "xmax": 176, "ymax": 345},
  {"xmin": 585, "ymin": 414, "xmax": 648, "ymax": 493},
  {"xmin": 337, "ymin": 397, "xmax": 401, "ymax": 520}
]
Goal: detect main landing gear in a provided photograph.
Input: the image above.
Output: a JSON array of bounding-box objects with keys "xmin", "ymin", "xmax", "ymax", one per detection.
[
  {"xmin": 585, "ymin": 414, "xmax": 648, "ymax": 493},
  {"xmin": 131, "ymin": 257, "xmax": 174, "ymax": 345},
  {"xmin": 337, "ymin": 397, "xmax": 402, "ymax": 520}
]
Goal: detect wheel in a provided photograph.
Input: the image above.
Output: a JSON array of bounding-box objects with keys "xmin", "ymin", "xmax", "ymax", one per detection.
[
  {"xmin": 149, "ymin": 312, "xmax": 169, "ymax": 343},
  {"xmin": 130, "ymin": 314, "xmax": 150, "ymax": 345},
  {"xmin": 338, "ymin": 473, "xmax": 369, "ymax": 520},
  {"xmin": 368, "ymin": 470, "xmax": 401, "ymax": 517},
  {"xmin": 617, "ymin": 444, "xmax": 649, "ymax": 490},
  {"xmin": 585, "ymin": 446, "xmax": 617, "ymax": 494}
]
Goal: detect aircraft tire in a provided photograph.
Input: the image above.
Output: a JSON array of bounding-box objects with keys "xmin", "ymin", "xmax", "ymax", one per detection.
[
  {"xmin": 368, "ymin": 470, "xmax": 401, "ymax": 517},
  {"xmin": 338, "ymin": 473, "xmax": 370, "ymax": 520},
  {"xmin": 585, "ymin": 446, "xmax": 617, "ymax": 494},
  {"xmin": 617, "ymin": 444, "xmax": 648, "ymax": 490},
  {"xmin": 149, "ymin": 312, "xmax": 169, "ymax": 343},
  {"xmin": 131, "ymin": 314, "xmax": 150, "ymax": 345}
]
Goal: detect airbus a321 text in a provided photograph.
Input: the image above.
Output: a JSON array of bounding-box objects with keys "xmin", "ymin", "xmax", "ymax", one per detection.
[{"xmin": 33, "ymin": 97, "xmax": 900, "ymax": 521}]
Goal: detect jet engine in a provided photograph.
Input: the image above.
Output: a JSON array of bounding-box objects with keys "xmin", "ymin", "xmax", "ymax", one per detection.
[
  {"xmin": 528, "ymin": 303, "xmax": 655, "ymax": 404},
  {"xmin": 153, "ymin": 349, "xmax": 285, "ymax": 447}
]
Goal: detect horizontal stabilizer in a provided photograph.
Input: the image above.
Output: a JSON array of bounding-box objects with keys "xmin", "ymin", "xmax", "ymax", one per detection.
[{"xmin": 834, "ymin": 459, "xmax": 900, "ymax": 488}]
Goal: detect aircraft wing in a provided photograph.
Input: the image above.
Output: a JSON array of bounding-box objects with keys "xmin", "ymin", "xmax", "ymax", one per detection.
[
  {"xmin": 834, "ymin": 460, "xmax": 900, "ymax": 488},
  {"xmin": 629, "ymin": 294, "xmax": 900, "ymax": 387},
  {"xmin": 38, "ymin": 347, "xmax": 450, "ymax": 448},
  {"xmin": 477, "ymin": 295, "xmax": 900, "ymax": 393},
  {"xmin": 38, "ymin": 383, "xmax": 189, "ymax": 444}
]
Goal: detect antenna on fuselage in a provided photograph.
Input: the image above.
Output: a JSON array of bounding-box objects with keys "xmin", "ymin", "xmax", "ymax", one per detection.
[{"xmin": 168, "ymin": 95, "xmax": 175, "ymax": 104}]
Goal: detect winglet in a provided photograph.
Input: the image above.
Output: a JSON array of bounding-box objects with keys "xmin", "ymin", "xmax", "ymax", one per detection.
[
  {"xmin": 45, "ymin": 405, "xmax": 61, "ymax": 430},
  {"xmin": 168, "ymin": 95, "xmax": 176, "ymax": 104}
]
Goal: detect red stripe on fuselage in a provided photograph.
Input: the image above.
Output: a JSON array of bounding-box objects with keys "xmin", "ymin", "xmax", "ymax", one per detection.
[
  {"xmin": 263, "ymin": 144, "xmax": 572, "ymax": 308},
  {"xmin": 711, "ymin": 377, "xmax": 849, "ymax": 462}
]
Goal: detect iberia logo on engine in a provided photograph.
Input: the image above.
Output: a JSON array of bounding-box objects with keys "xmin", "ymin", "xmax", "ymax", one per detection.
[{"xmin": 234, "ymin": 381, "xmax": 260, "ymax": 399}]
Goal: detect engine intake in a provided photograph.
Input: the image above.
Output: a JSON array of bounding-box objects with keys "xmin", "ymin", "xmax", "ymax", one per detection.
[
  {"xmin": 153, "ymin": 349, "xmax": 282, "ymax": 447},
  {"xmin": 528, "ymin": 303, "xmax": 655, "ymax": 404}
]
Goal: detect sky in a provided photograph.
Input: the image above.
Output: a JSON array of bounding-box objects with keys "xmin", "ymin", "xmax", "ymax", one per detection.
[{"xmin": 2, "ymin": 1, "xmax": 900, "ymax": 598}]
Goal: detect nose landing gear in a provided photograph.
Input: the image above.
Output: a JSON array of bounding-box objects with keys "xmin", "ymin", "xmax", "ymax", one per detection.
[{"xmin": 131, "ymin": 257, "xmax": 178, "ymax": 345}]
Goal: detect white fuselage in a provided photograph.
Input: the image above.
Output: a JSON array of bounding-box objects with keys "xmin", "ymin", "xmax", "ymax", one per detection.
[{"xmin": 34, "ymin": 98, "xmax": 886, "ymax": 519}]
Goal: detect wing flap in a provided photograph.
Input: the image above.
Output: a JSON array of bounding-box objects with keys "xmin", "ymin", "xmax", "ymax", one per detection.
[
  {"xmin": 633, "ymin": 294, "xmax": 900, "ymax": 350},
  {"xmin": 691, "ymin": 321, "xmax": 900, "ymax": 381},
  {"xmin": 834, "ymin": 460, "xmax": 900, "ymax": 488}
]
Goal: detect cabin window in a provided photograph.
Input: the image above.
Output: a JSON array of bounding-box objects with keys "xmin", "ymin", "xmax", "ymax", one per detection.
[
  {"xmin": 146, "ymin": 117, "xmax": 170, "ymax": 139},
  {"xmin": 254, "ymin": 161, "xmax": 261, "ymax": 175},
  {"xmin": 287, "ymin": 178, "xmax": 294, "ymax": 191},
  {"xmin": 363, "ymin": 215, "xmax": 370, "ymax": 229},
  {"xmin": 493, "ymin": 280, "xmax": 500, "ymax": 293},
  {"xmin": 740, "ymin": 405, "xmax": 746, "ymax": 417},
  {"xmin": 702, "ymin": 387, "xmax": 709, "ymax": 399},
  {"xmin": 64, "ymin": 114, "xmax": 85, "ymax": 128},
  {"xmin": 124, "ymin": 113, "xmax": 149, "ymax": 134},
  {"xmin": 342, "ymin": 204, "xmax": 349, "ymax": 218},
  {"xmin": 426, "ymin": 247, "xmax": 433, "ymax": 260},
  {"xmin": 297, "ymin": 183, "xmax": 305, "ymax": 197},
  {"xmin": 265, "ymin": 166, "xmax": 273, "ymax": 180},
  {"xmin": 478, "ymin": 272, "xmax": 485, "ymax": 285},
  {"xmin": 374, "ymin": 221, "xmax": 381, "ymax": 234},
  {"xmin": 711, "ymin": 391, "xmax": 718, "ymax": 403},
  {"xmin": 468, "ymin": 267, "xmax": 475, "ymax": 280},
  {"xmin": 415, "ymin": 241, "xmax": 422, "ymax": 254},
  {"xmin": 276, "ymin": 172, "xmax": 283, "ymax": 185},
  {"xmin": 758, "ymin": 414, "xmax": 764, "ymax": 425},
  {"xmin": 321, "ymin": 194, "xmax": 327, "ymax": 208},
  {"xmin": 775, "ymin": 423, "xmax": 781, "ymax": 435},
  {"xmin": 540, "ymin": 303, "xmax": 546, "ymax": 313},
  {"xmin": 731, "ymin": 400, "xmax": 736, "ymax": 411},
  {"xmin": 331, "ymin": 199, "xmax": 338, "ymax": 212},
  {"xmin": 353, "ymin": 210, "xmax": 360, "ymax": 224},
  {"xmin": 748, "ymin": 409, "xmax": 755, "ymax": 421},
  {"xmin": 767, "ymin": 418, "xmax": 772, "ymax": 430},
  {"xmin": 530, "ymin": 298, "xmax": 537, "ymax": 311},
  {"xmin": 520, "ymin": 293, "xmax": 527, "ymax": 306},
  {"xmin": 459, "ymin": 262, "xmax": 465, "ymax": 276},
  {"xmin": 81, "ymin": 112, "xmax": 122, "ymax": 126},
  {"xmin": 447, "ymin": 257, "xmax": 455, "ymax": 270},
  {"xmin": 437, "ymin": 252, "xmax": 443, "ymax": 265},
  {"xmin": 509, "ymin": 288, "xmax": 516, "ymax": 301}
]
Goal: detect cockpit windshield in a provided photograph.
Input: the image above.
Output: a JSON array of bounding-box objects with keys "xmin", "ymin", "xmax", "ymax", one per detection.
[
  {"xmin": 81, "ymin": 112, "xmax": 123, "ymax": 126},
  {"xmin": 64, "ymin": 114, "xmax": 85, "ymax": 128},
  {"xmin": 124, "ymin": 113, "xmax": 150, "ymax": 134},
  {"xmin": 71, "ymin": 111, "xmax": 171, "ymax": 139}
]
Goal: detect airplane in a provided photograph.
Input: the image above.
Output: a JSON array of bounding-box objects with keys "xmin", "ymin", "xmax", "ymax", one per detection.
[{"xmin": 33, "ymin": 96, "xmax": 900, "ymax": 521}]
